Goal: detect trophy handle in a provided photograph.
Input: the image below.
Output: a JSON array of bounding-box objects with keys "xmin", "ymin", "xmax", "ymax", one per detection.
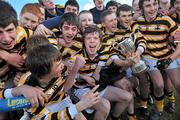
[{"xmin": 112, "ymin": 41, "xmax": 127, "ymax": 54}]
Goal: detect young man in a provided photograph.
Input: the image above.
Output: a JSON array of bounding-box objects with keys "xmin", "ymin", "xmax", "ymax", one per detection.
[
  {"xmin": 78, "ymin": 10, "xmax": 95, "ymax": 32},
  {"xmin": 34, "ymin": 0, "xmax": 79, "ymax": 35},
  {"xmin": 106, "ymin": 0, "xmax": 119, "ymax": 13},
  {"xmin": 170, "ymin": 0, "xmax": 180, "ymax": 26},
  {"xmin": 56, "ymin": 12, "xmax": 82, "ymax": 62},
  {"xmin": 99, "ymin": 10, "xmax": 142, "ymax": 120},
  {"xmin": 132, "ymin": 0, "xmax": 142, "ymax": 20},
  {"xmin": 19, "ymin": 3, "xmax": 44, "ymax": 30},
  {"xmin": 38, "ymin": 0, "xmax": 64, "ymax": 19},
  {"xmin": 23, "ymin": 44, "xmax": 100, "ymax": 119},
  {"xmin": 131, "ymin": 0, "xmax": 180, "ymax": 119},
  {"xmin": 117, "ymin": 4, "xmax": 151, "ymax": 119},
  {"xmin": 0, "ymin": 1, "xmax": 47, "ymax": 119},
  {"xmin": 73, "ymin": 25, "xmax": 134, "ymax": 120},
  {"xmin": 90, "ymin": 0, "xmax": 106, "ymax": 24}
]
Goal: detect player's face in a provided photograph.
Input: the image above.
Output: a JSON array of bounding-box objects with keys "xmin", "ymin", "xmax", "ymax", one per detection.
[
  {"xmin": 94, "ymin": 0, "xmax": 104, "ymax": 10},
  {"xmin": 42, "ymin": 0, "xmax": 55, "ymax": 9},
  {"xmin": 118, "ymin": 11, "xmax": 132, "ymax": 28},
  {"xmin": 61, "ymin": 22, "xmax": 78, "ymax": 44},
  {"xmin": 102, "ymin": 13, "xmax": 118, "ymax": 34},
  {"xmin": 79, "ymin": 13, "xmax": 94, "ymax": 32},
  {"xmin": 51, "ymin": 59, "xmax": 64, "ymax": 77},
  {"xmin": 20, "ymin": 12, "xmax": 39, "ymax": 30},
  {"xmin": 108, "ymin": 6, "xmax": 118, "ymax": 13},
  {"xmin": 174, "ymin": 0, "xmax": 180, "ymax": 12},
  {"xmin": 143, "ymin": 0, "xmax": 159, "ymax": 21},
  {"xmin": 0, "ymin": 23, "xmax": 16, "ymax": 50},
  {"xmin": 84, "ymin": 32, "xmax": 100, "ymax": 56},
  {"xmin": 65, "ymin": 5, "xmax": 79, "ymax": 15}
]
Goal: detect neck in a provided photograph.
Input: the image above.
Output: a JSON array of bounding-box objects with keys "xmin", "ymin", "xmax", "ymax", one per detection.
[
  {"xmin": 96, "ymin": 6, "xmax": 104, "ymax": 11},
  {"xmin": 88, "ymin": 53, "xmax": 96, "ymax": 60},
  {"xmin": 47, "ymin": 9, "xmax": 56, "ymax": 15},
  {"xmin": 144, "ymin": 14, "xmax": 155, "ymax": 22},
  {"xmin": 105, "ymin": 29, "xmax": 116, "ymax": 35}
]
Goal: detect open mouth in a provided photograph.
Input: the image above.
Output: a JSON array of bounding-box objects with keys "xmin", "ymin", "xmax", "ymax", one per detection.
[
  {"xmin": 64, "ymin": 35, "xmax": 73, "ymax": 43},
  {"xmin": 89, "ymin": 44, "xmax": 97, "ymax": 52},
  {"xmin": 3, "ymin": 41, "xmax": 14, "ymax": 48}
]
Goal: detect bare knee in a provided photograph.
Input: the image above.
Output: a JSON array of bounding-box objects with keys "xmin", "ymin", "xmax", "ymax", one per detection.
[{"xmin": 94, "ymin": 98, "xmax": 110, "ymax": 115}]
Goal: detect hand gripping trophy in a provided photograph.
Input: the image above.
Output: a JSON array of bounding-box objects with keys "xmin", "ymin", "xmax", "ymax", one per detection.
[{"xmin": 113, "ymin": 33, "xmax": 148, "ymax": 73}]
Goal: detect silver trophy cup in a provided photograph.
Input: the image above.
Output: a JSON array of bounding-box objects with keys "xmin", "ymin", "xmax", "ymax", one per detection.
[{"xmin": 113, "ymin": 34, "xmax": 148, "ymax": 73}]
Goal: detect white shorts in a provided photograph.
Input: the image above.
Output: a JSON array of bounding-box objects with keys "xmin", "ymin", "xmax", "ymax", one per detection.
[
  {"xmin": 143, "ymin": 56, "xmax": 180, "ymax": 71},
  {"xmin": 175, "ymin": 58, "xmax": 180, "ymax": 66},
  {"xmin": 73, "ymin": 87, "xmax": 106, "ymax": 114},
  {"xmin": 126, "ymin": 67, "xmax": 133, "ymax": 78},
  {"xmin": 73, "ymin": 87, "xmax": 106, "ymax": 98}
]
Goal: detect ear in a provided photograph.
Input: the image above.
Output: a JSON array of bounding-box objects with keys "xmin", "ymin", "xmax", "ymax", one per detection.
[{"xmin": 101, "ymin": 22, "xmax": 105, "ymax": 27}]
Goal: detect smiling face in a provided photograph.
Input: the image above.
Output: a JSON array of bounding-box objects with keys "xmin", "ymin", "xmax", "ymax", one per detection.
[
  {"xmin": 102, "ymin": 13, "xmax": 118, "ymax": 34},
  {"xmin": 61, "ymin": 22, "xmax": 78, "ymax": 44},
  {"xmin": 0, "ymin": 23, "xmax": 16, "ymax": 50},
  {"xmin": 143, "ymin": 0, "xmax": 159, "ymax": 21},
  {"xmin": 79, "ymin": 12, "xmax": 94, "ymax": 32},
  {"xmin": 118, "ymin": 11, "xmax": 132, "ymax": 28},
  {"xmin": 20, "ymin": 12, "xmax": 39, "ymax": 30},
  {"xmin": 174, "ymin": 0, "xmax": 180, "ymax": 13},
  {"xmin": 84, "ymin": 32, "xmax": 100, "ymax": 56}
]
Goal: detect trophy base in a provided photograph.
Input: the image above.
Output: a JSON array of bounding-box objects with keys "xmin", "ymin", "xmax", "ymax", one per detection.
[{"xmin": 131, "ymin": 60, "xmax": 148, "ymax": 74}]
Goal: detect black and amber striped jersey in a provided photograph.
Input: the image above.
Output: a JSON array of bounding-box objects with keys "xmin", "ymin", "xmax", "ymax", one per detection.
[
  {"xmin": 60, "ymin": 35, "xmax": 83, "ymax": 61},
  {"xmin": 79, "ymin": 49, "xmax": 100, "ymax": 75},
  {"xmin": 114, "ymin": 27, "xmax": 146, "ymax": 57},
  {"xmin": 0, "ymin": 26, "xmax": 32, "ymax": 87},
  {"xmin": 131, "ymin": 15, "xmax": 180, "ymax": 59},
  {"xmin": 74, "ymin": 49, "xmax": 100, "ymax": 86},
  {"xmin": 99, "ymin": 27, "xmax": 146, "ymax": 62},
  {"xmin": 24, "ymin": 76, "xmax": 73, "ymax": 120},
  {"xmin": 0, "ymin": 88, "xmax": 5, "ymax": 99}
]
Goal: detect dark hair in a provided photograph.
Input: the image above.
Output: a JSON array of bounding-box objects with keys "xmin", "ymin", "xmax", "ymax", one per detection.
[
  {"xmin": 106, "ymin": 0, "xmax": 119, "ymax": 10},
  {"xmin": 139, "ymin": 0, "xmax": 158, "ymax": 11},
  {"xmin": 26, "ymin": 44, "xmax": 61, "ymax": 79},
  {"xmin": 59, "ymin": 12, "xmax": 80, "ymax": 29},
  {"xmin": 79, "ymin": 10, "xmax": 93, "ymax": 18},
  {"xmin": 83, "ymin": 25, "xmax": 102, "ymax": 42},
  {"xmin": 116, "ymin": 4, "xmax": 133, "ymax": 17},
  {"xmin": 0, "ymin": 1, "xmax": 18, "ymax": 28},
  {"xmin": 65, "ymin": 0, "xmax": 79, "ymax": 12},
  {"xmin": 26, "ymin": 35, "xmax": 50, "ymax": 51},
  {"xmin": 170, "ymin": 0, "xmax": 176, "ymax": 7},
  {"xmin": 100, "ymin": 10, "xmax": 114, "ymax": 23}
]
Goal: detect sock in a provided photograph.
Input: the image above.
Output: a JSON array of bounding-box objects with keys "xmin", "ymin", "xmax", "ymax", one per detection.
[
  {"xmin": 140, "ymin": 97, "xmax": 148, "ymax": 108},
  {"xmin": 128, "ymin": 113, "xmax": 136, "ymax": 120},
  {"xmin": 155, "ymin": 95, "xmax": 164, "ymax": 112},
  {"xmin": 166, "ymin": 91, "xmax": 175, "ymax": 104}
]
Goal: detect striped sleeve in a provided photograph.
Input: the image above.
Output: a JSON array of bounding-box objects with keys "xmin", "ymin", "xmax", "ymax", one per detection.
[
  {"xmin": 0, "ymin": 88, "xmax": 5, "ymax": 99},
  {"xmin": 134, "ymin": 29, "xmax": 147, "ymax": 51}
]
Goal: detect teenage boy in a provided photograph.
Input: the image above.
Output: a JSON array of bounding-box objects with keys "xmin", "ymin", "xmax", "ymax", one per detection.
[
  {"xmin": 131, "ymin": 0, "xmax": 180, "ymax": 119},
  {"xmin": 0, "ymin": 1, "xmax": 47, "ymax": 119},
  {"xmin": 117, "ymin": 4, "xmax": 151, "ymax": 118},
  {"xmin": 22, "ymin": 44, "xmax": 100, "ymax": 119},
  {"xmin": 34, "ymin": 0, "xmax": 79, "ymax": 35}
]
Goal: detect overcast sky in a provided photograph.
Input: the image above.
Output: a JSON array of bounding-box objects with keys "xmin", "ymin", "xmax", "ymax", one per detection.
[{"xmin": 7, "ymin": 0, "xmax": 132, "ymax": 17}]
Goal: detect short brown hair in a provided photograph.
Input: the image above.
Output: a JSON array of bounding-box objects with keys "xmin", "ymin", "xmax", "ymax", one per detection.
[{"xmin": 20, "ymin": 3, "xmax": 43, "ymax": 19}]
